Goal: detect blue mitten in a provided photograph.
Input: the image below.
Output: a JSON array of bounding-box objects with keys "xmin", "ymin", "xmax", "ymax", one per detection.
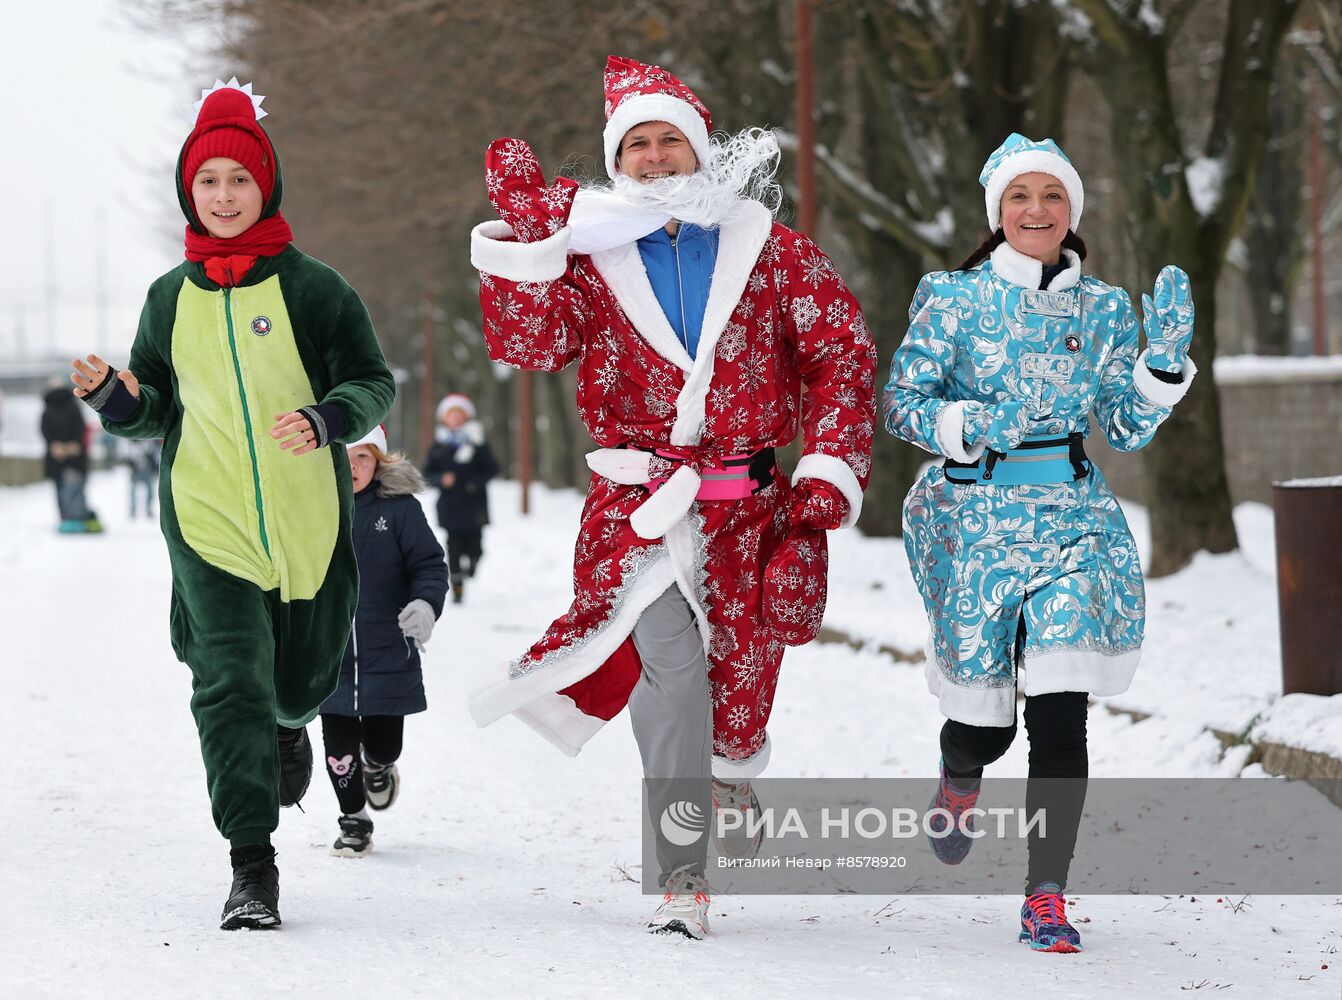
[
  {"xmin": 1142, "ymin": 265, "xmax": 1195, "ymax": 374},
  {"xmin": 963, "ymin": 399, "xmax": 1032, "ymax": 453}
]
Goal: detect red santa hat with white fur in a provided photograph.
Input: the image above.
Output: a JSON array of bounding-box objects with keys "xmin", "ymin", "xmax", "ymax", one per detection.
[
  {"xmin": 436, "ymin": 393, "xmax": 476, "ymax": 421},
  {"xmin": 602, "ymin": 56, "xmax": 713, "ymax": 180}
]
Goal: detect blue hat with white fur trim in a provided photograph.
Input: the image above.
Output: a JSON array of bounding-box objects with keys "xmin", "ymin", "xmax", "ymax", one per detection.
[{"xmin": 980, "ymin": 133, "xmax": 1084, "ymax": 233}]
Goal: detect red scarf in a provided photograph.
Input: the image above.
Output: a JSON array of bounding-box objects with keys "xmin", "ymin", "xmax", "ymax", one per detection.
[{"xmin": 184, "ymin": 214, "xmax": 295, "ymax": 287}]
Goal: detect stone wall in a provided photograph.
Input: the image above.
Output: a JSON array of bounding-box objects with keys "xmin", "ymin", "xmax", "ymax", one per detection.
[{"xmin": 1089, "ymin": 356, "xmax": 1342, "ymax": 506}]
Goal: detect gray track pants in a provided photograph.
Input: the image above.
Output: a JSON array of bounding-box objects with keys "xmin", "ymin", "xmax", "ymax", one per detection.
[{"xmin": 630, "ymin": 585, "xmax": 713, "ymax": 884}]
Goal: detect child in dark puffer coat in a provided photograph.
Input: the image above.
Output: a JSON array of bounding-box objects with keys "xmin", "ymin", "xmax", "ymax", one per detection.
[
  {"xmin": 422, "ymin": 393, "xmax": 498, "ymax": 604},
  {"xmin": 320, "ymin": 425, "xmax": 448, "ymax": 857}
]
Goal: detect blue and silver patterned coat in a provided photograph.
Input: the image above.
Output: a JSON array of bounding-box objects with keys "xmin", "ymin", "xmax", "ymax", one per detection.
[{"xmin": 884, "ymin": 241, "xmax": 1196, "ymax": 726}]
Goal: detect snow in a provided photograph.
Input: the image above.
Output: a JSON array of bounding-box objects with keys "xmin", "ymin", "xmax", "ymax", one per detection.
[
  {"xmin": 1184, "ymin": 157, "xmax": 1225, "ymax": 218},
  {"xmin": 1135, "ymin": 0, "xmax": 1165, "ymax": 35},
  {"xmin": 5, "ymin": 473, "xmax": 1339, "ymax": 998},
  {"xmin": 1277, "ymin": 476, "xmax": 1342, "ymax": 488},
  {"xmin": 1214, "ymin": 354, "xmax": 1342, "ymax": 384},
  {"xmin": 1254, "ymin": 695, "xmax": 1342, "ymax": 760}
]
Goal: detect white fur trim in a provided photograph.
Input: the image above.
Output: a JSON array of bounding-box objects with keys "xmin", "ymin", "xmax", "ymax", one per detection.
[
  {"xmin": 1132, "ymin": 349, "xmax": 1198, "ymax": 408},
  {"xmin": 989, "ymin": 241, "xmax": 1081, "ymax": 291},
  {"xmin": 984, "ymin": 149, "xmax": 1084, "ymax": 232},
  {"xmin": 587, "ymin": 199, "xmax": 774, "ymax": 431},
  {"xmin": 1020, "ymin": 646, "xmax": 1142, "ymax": 699},
  {"xmin": 792, "ymin": 452, "xmax": 864, "ymax": 528},
  {"xmin": 349, "ymin": 424, "xmax": 386, "ymax": 452},
  {"xmin": 630, "ymin": 464, "xmax": 701, "ymax": 540},
  {"xmin": 568, "ymin": 188, "xmax": 671, "ymax": 254},
  {"xmin": 934, "ymin": 401, "xmax": 987, "ymax": 464},
  {"xmin": 468, "ymin": 553, "xmax": 677, "ymax": 732},
  {"xmin": 585, "ymin": 447, "xmax": 653, "ymax": 485},
  {"xmin": 665, "ymin": 516, "xmax": 713, "ymax": 660},
  {"xmin": 604, "ymin": 93, "xmax": 712, "ymax": 180},
  {"xmin": 436, "ymin": 393, "xmax": 475, "ymax": 421},
  {"xmin": 471, "ymin": 220, "xmax": 571, "ymax": 283},
  {"xmin": 512, "ymin": 695, "xmax": 607, "ymax": 757},
  {"xmin": 669, "ymin": 201, "xmax": 773, "ymax": 447},
  {"xmin": 712, "ymin": 736, "xmax": 771, "ymax": 781},
  {"xmin": 589, "ymin": 241, "xmax": 694, "ymax": 373},
  {"xmin": 924, "ymin": 658, "xmax": 1017, "ymax": 727},
  {"xmin": 924, "ymin": 644, "xmax": 1143, "ymax": 727}
]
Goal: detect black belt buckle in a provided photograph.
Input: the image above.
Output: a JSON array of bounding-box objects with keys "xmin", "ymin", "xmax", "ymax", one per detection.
[
  {"xmin": 746, "ymin": 447, "xmax": 776, "ymax": 494},
  {"xmin": 1067, "ymin": 432, "xmax": 1090, "ymax": 481}
]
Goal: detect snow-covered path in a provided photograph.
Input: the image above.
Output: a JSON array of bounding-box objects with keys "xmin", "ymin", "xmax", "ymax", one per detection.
[{"xmin": 5, "ymin": 472, "xmax": 1338, "ymax": 998}]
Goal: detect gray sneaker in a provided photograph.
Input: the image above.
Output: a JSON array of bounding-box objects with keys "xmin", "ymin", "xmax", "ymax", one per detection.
[
  {"xmin": 712, "ymin": 778, "xmax": 763, "ymax": 859},
  {"xmin": 330, "ymin": 815, "xmax": 374, "ymax": 858},
  {"xmin": 647, "ymin": 866, "xmax": 711, "ymax": 940},
  {"xmin": 363, "ymin": 760, "xmax": 399, "ymax": 811}
]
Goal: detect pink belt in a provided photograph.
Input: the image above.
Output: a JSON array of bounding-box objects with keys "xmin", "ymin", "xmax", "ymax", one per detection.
[
  {"xmin": 646, "ymin": 448, "xmax": 773, "ymax": 501},
  {"xmin": 584, "ymin": 445, "xmax": 777, "ymax": 540}
]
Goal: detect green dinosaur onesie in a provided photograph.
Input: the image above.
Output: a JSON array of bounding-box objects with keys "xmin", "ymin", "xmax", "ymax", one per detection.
[{"xmin": 101, "ymin": 226, "xmax": 393, "ymax": 846}]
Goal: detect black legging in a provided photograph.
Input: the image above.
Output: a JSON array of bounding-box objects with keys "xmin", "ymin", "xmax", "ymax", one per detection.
[
  {"xmin": 319, "ymin": 714, "xmax": 405, "ymax": 815},
  {"xmin": 445, "ymin": 529, "xmax": 483, "ymax": 582},
  {"xmin": 940, "ymin": 691, "xmax": 1088, "ymax": 895}
]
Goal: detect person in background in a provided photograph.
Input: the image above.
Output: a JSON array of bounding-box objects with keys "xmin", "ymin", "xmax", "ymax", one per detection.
[
  {"xmin": 422, "ymin": 393, "xmax": 497, "ymax": 604},
  {"xmin": 120, "ymin": 437, "xmax": 162, "ymax": 519},
  {"xmin": 884, "ymin": 133, "xmax": 1197, "ymax": 953},
  {"xmin": 41, "ymin": 381, "xmax": 102, "ymax": 533},
  {"xmin": 319, "ymin": 424, "xmax": 447, "ymax": 857}
]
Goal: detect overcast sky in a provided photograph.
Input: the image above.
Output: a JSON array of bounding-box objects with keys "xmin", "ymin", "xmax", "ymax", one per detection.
[{"xmin": 6, "ymin": 1, "xmax": 217, "ymax": 364}]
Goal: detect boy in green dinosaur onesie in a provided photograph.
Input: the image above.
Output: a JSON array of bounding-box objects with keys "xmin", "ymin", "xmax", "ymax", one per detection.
[{"xmin": 73, "ymin": 78, "xmax": 394, "ymax": 931}]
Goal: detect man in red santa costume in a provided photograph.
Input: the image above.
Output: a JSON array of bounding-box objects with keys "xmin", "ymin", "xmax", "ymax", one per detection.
[{"xmin": 469, "ymin": 55, "xmax": 876, "ymax": 938}]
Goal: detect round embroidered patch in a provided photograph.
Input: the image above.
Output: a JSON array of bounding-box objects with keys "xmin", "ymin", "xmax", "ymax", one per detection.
[
  {"xmin": 251, "ymin": 316, "xmax": 272, "ymax": 337},
  {"xmin": 1064, "ymin": 334, "xmax": 1081, "ymax": 353}
]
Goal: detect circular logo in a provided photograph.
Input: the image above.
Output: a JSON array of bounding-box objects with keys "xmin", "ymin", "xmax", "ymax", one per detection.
[
  {"xmin": 251, "ymin": 316, "xmax": 272, "ymax": 337},
  {"xmin": 1064, "ymin": 334, "xmax": 1081, "ymax": 353},
  {"xmin": 659, "ymin": 800, "xmax": 707, "ymax": 847}
]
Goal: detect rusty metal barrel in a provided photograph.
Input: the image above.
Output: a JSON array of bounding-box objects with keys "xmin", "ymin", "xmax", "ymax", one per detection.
[{"xmin": 1272, "ymin": 477, "xmax": 1342, "ymax": 695}]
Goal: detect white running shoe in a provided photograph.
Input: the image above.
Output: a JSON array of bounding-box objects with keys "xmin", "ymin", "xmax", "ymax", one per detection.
[
  {"xmin": 647, "ymin": 866, "xmax": 711, "ymax": 940},
  {"xmin": 712, "ymin": 778, "xmax": 763, "ymax": 859},
  {"xmin": 363, "ymin": 760, "xmax": 399, "ymax": 811}
]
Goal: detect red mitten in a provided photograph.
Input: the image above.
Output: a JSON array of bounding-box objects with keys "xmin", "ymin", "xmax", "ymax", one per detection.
[
  {"xmin": 788, "ymin": 477, "xmax": 849, "ymax": 531},
  {"xmin": 762, "ymin": 524, "xmax": 829, "ymax": 647},
  {"xmin": 484, "ymin": 138, "xmax": 578, "ymax": 244}
]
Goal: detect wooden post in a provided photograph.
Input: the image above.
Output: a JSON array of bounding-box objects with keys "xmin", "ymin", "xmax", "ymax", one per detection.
[
  {"xmin": 418, "ymin": 293, "xmax": 435, "ymax": 455},
  {"xmin": 795, "ymin": 0, "xmax": 816, "ymax": 236}
]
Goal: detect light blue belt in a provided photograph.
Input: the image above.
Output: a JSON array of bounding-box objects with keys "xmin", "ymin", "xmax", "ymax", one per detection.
[{"xmin": 943, "ymin": 434, "xmax": 1090, "ymax": 486}]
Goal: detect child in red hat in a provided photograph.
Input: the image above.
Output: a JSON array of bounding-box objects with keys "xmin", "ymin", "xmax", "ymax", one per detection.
[
  {"xmin": 422, "ymin": 392, "xmax": 498, "ymax": 604},
  {"xmin": 70, "ymin": 78, "xmax": 394, "ymax": 930}
]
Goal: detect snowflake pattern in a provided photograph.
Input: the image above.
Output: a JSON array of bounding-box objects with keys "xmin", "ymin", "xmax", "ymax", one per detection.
[
  {"xmin": 717, "ymin": 322, "xmax": 747, "ymax": 362},
  {"xmin": 475, "ymin": 219, "xmax": 875, "ymax": 766},
  {"xmin": 791, "ymin": 295, "xmax": 821, "ymax": 333}
]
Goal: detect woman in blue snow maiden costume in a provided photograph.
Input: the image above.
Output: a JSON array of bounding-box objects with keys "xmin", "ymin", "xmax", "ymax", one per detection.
[{"xmin": 884, "ymin": 133, "xmax": 1197, "ymax": 953}]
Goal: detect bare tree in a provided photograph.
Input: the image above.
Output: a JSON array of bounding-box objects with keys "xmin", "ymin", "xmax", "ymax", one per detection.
[{"xmin": 1065, "ymin": 0, "xmax": 1304, "ymax": 575}]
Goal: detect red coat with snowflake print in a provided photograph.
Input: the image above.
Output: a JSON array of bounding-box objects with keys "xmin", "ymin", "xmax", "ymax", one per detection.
[{"xmin": 466, "ymin": 199, "xmax": 875, "ymax": 779}]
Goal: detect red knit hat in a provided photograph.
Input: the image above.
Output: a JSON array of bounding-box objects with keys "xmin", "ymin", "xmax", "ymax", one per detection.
[
  {"xmin": 182, "ymin": 80, "xmax": 276, "ymax": 207},
  {"xmin": 602, "ymin": 56, "xmax": 713, "ymax": 180}
]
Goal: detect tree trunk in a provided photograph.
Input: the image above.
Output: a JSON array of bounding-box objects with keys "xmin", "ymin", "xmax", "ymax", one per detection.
[{"xmin": 1140, "ymin": 253, "xmax": 1240, "ymax": 577}]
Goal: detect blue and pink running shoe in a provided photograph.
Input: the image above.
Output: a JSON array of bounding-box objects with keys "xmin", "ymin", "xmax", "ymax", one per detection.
[
  {"xmin": 926, "ymin": 760, "xmax": 980, "ymax": 865},
  {"xmin": 1019, "ymin": 884, "xmax": 1082, "ymax": 953}
]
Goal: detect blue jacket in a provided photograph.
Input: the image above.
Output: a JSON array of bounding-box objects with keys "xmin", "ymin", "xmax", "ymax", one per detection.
[
  {"xmin": 320, "ymin": 462, "xmax": 449, "ymax": 717},
  {"xmin": 637, "ymin": 223, "xmax": 719, "ymax": 357},
  {"xmin": 883, "ymin": 239, "xmax": 1196, "ymax": 727}
]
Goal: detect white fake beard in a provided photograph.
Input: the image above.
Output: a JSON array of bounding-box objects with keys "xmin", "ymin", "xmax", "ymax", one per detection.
[{"xmin": 600, "ymin": 127, "xmax": 783, "ymax": 229}]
